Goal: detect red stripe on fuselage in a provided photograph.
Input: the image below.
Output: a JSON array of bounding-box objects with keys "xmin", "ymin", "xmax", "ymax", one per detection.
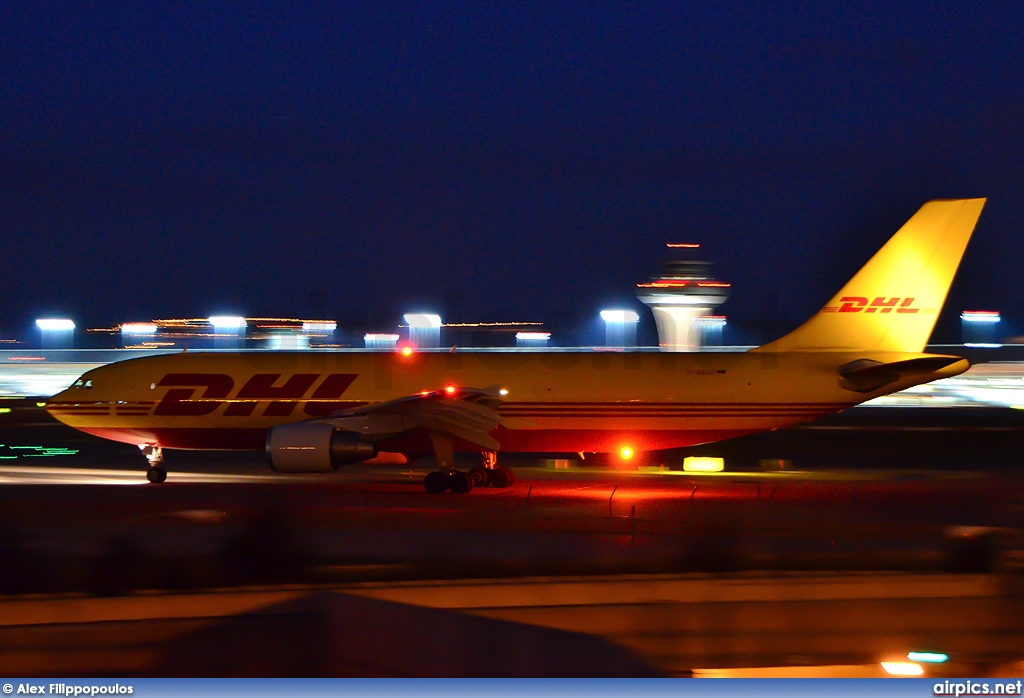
[{"xmin": 77, "ymin": 425, "xmax": 763, "ymax": 453}]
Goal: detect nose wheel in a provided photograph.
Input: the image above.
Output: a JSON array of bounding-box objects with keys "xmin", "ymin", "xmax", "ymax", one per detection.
[{"xmin": 141, "ymin": 445, "xmax": 167, "ymax": 484}]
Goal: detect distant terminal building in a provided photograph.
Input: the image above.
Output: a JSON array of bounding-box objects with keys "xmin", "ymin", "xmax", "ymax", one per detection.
[
  {"xmin": 364, "ymin": 333, "xmax": 400, "ymax": 350},
  {"xmin": 444, "ymin": 321, "xmax": 547, "ymax": 348},
  {"xmin": 403, "ymin": 313, "xmax": 442, "ymax": 349},
  {"xmin": 398, "ymin": 316, "xmax": 548, "ymax": 349},
  {"xmin": 84, "ymin": 316, "xmax": 548, "ymax": 351},
  {"xmin": 36, "ymin": 318, "xmax": 76, "ymax": 349},
  {"xmin": 84, "ymin": 318, "xmax": 339, "ymax": 350},
  {"xmin": 515, "ymin": 331, "xmax": 551, "ymax": 348},
  {"xmin": 636, "ymin": 244, "xmax": 730, "ymax": 351},
  {"xmin": 599, "ymin": 309, "xmax": 639, "ymax": 348},
  {"xmin": 961, "ymin": 310, "xmax": 1001, "ymax": 346}
]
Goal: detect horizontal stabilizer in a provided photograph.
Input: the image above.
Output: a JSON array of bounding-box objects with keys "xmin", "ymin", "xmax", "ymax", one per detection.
[{"xmin": 838, "ymin": 356, "xmax": 967, "ymax": 393}]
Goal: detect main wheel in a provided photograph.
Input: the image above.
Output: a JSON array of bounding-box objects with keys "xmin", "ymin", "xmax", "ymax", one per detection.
[
  {"xmin": 448, "ymin": 471, "xmax": 474, "ymax": 494},
  {"xmin": 488, "ymin": 466, "xmax": 515, "ymax": 488},
  {"xmin": 146, "ymin": 467, "xmax": 167, "ymax": 484},
  {"xmin": 423, "ymin": 470, "xmax": 451, "ymax": 493},
  {"xmin": 468, "ymin": 466, "xmax": 490, "ymax": 488}
]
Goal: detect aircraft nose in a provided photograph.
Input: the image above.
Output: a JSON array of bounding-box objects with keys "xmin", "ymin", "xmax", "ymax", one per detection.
[{"xmin": 45, "ymin": 386, "xmax": 76, "ymax": 423}]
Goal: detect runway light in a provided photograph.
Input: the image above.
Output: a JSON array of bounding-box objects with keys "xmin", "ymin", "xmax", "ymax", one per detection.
[
  {"xmin": 600, "ymin": 310, "xmax": 639, "ymax": 324},
  {"xmin": 619, "ymin": 446, "xmax": 634, "ymax": 460},
  {"xmin": 907, "ymin": 652, "xmax": 948, "ymax": 664},
  {"xmin": 683, "ymin": 456, "xmax": 725, "ymax": 472},
  {"xmin": 121, "ymin": 323, "xmax": 157, "ymax": 334},
  {"xmin": 881, "ymin": 662, "xmax": 923, "ymax": 676},
  {"xmin": 961, "ymin": 311, "xmax": 1000, "ymax": 323},
  {"xmin": 36, "ymin": 319, "xmax": 75, "ymax": 331},
  {"xmin": 404, "ymin": 313, "xmax": 442, "ymax": 328},
  {"xmin": 301, "ymin": 321, "xmax": 337, "ymax": 332},
  {"xmin": 364, "ymin": 333, "xmax": 400, "ymax": 350},
  {"xmin": 208, "ymin": 316, "xmax": 246, "ymax": 328}
]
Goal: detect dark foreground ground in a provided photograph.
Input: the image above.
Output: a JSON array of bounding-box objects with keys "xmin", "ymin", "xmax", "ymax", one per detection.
[{"xmin": 1, "ymin": 403, "xmax": 1024, "ymax": 676}]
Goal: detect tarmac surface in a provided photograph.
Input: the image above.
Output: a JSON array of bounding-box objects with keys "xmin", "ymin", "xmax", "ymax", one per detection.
[
  {"xmin": 1, "ymin": 406, "xmax": 1023, "ymax": 576},
  {"xmin": 2, "ymin": 405, "xmax": 1024, "ymax": 675}
]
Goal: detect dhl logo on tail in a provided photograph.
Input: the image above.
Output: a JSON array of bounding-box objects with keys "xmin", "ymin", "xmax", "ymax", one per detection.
[{"xmin": 755, "ymin": 197, "xmax": 985, "ymax": 353}]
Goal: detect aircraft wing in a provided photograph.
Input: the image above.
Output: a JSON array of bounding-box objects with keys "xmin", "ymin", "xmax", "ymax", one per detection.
[{"xmin": 322, "ymin": 386, "xmax": 504, "ymax": 451}]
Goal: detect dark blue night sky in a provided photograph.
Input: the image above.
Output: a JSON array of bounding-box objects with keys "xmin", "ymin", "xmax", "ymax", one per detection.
[{"xmin": 3, "ymin": 2, "xmax": 1023, "ymax": 343}]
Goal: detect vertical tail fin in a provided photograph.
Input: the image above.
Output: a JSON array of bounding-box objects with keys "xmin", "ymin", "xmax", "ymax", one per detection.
[{"xmin": 754, "ymin": 198, "xmax": 986, "ymax": 353}]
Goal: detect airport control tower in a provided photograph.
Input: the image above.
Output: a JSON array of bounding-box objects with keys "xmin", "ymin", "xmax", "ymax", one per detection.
[{"xmin": 636, "ymin": 244, "xmax": 730, "ymax": 351}]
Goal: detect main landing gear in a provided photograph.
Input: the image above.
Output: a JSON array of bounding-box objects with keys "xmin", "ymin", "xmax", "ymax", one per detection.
[
  {"xmin": 141, "ymin": 445, "xmax": 167, "ymax": 484},
  {"xmin": 423, "ymin": 442, "xmax": 515, "ymax": 494}
]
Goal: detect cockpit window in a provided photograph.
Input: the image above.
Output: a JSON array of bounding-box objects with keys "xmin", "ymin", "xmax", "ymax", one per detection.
[{"xmin": 73, "ymin": 379, "xmax": 93, "ymax": 389}]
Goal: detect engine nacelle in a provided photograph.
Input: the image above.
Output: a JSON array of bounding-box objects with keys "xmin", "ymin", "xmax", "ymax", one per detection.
[{"xmin": 266, "ymin": 422, "xmax": 377, "ymax": 473}]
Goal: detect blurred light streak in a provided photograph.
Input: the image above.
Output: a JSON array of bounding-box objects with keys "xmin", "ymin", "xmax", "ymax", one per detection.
[
  {"xmin": 684, "ymin": 456, "xmax": 725, "ymax": 472},
  {"xmin": 36, "ymin": 319, "xmax": 75, "ymax": 330},
  {"xmin": 881, "ymin": 661, "xmax": 924, "ymax": 676},
  {"xmin": 600, "ymin": 310, "xmax": 640, "ymax": 323}
]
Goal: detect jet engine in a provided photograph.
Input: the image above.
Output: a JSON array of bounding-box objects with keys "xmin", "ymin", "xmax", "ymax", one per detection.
[{"xmin": 265, "ymin": 422, "xmax": 377, "ymax": 473}]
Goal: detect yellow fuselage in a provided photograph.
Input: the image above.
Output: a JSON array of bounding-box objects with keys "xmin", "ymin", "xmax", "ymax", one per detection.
[{"xmin": 46, "ymin": 349, "xmax": 968, "ymax": 455}]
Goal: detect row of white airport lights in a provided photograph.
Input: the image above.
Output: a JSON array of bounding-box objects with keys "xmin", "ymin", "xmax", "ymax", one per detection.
[
  {"xmin": 371, "ymin": 313, "xmax": 555, "ymax": 349},
  {"xmin": 34, "ymin": 315, "xmax": 549, "ymax": 348},
  {"xmin": 344, "ymin": 311, "xmax": 726, "ymax": 348},
  {"xmin": 36, "ymin": 317, "xmax": 336, "ymax": 333},
  {"xmin": 35, "ymin": 310, "xmax": 716, "ymax": 348},
  {"xmin": 36, "ymin": 310, "xmax": 1001, "ymax": 349}
]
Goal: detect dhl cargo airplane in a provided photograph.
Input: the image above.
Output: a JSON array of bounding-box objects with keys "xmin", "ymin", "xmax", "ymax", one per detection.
[{"xmin": 47, "ymin": 198, "xmax": 986, "ymax": 492}]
